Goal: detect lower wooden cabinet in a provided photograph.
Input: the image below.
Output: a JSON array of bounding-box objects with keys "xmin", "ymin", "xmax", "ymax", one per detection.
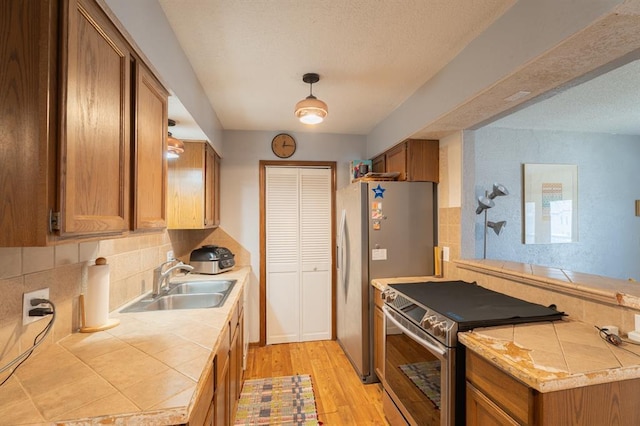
[
  {"xmin": 229, "ymin": 295, "xmax": 244, "ymax": 423},
  {"xmin": 373, "ymin": 288, "xmax": 384, "ymax": 381},
  {"xmin": 466, "ymin": 349, "xmax": 640, "ymax": 425},
  {"xmin": 187, "ymin": 293, "xmax": 245, "ymax": 426}
]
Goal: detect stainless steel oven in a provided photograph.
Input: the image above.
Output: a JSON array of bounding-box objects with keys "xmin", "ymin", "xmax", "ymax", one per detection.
[{"xmin": 381, "ymin": 281, "xmax": 565, "ymax": 426}]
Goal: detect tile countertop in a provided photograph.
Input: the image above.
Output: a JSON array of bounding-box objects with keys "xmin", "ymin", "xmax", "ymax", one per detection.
[
  {"xmin": 459, "ymin": 320, "xmax": 640, "ymax": 393},
  {"xmin": 0, "ymin": 266, "xmax": 250, "ymax": 425},
  {"xmin": 371, "ymin": 277, "xmax": 640, "ymax": 393}
]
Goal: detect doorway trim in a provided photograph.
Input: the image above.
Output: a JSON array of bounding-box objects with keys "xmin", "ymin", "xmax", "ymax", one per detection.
[{"xmin": 259, "ymin": 160, "xmax": 337, "ymax": 346}]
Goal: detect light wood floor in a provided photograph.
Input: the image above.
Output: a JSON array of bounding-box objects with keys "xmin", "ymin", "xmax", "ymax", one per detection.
[{"xmin": 244, "ymin": 340, "xmax": 390, "ymax": 425}]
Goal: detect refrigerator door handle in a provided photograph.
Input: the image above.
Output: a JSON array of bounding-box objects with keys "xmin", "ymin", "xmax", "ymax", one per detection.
[{"xmin": 338, "ymin": 209, "xmax": 348, "ymax": 298}]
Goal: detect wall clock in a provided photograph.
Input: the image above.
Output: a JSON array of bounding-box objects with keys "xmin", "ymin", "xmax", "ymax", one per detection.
[{"xmin": 271, "ymin": 133, "xmax": 296, "ymax": 158}]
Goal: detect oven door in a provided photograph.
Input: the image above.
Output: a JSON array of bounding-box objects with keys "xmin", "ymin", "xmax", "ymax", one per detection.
[{"xmin": 383, "ymin": 305, "xmax": 455, "ymax": 426}]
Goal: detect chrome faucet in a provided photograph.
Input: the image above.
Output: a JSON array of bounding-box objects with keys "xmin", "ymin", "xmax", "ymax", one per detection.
[{"xmin": 152, "ymin": 260, "xmax": 194, "ymax": 296}]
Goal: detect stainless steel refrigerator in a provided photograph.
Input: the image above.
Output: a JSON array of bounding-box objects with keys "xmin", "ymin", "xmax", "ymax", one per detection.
[{"xmin": 336, "ymin": 180, "xmax": 436, "ymax": 383}]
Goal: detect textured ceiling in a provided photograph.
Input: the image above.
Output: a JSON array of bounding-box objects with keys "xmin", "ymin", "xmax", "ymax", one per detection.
[
  {"xmin": 157, "ymin": 0, "xmax": 515, "ymax": 135},
  {"xmin": 486, "ymin": 59, "xmax": 640, "ymax": 136}
]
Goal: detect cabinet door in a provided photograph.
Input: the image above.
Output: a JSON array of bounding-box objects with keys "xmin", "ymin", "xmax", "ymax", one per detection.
[
  {"xmin": 229, "ymin": 320, "xmax": 240, "ymax": 423},
  {"xmin": 466, "ymin": 382, "xmax": 519, "ymax": 426},
  {"xmin": 372, "ymin": 154, "xmax": 386, "ymax": 173},
  {"xmin": 214, "ymin": 360, "xmax": 229, "ymax": 426},
  {"xmin": 385, "ymin": 142, "xmax": 407, "ymax": 181},
  {"xmin": 204, "ymin": 144, "xmax": 216, "ymax": 227},
  {"xmin": 168, "ymin": 141, "xmax": 220, "ymax": 229},
  {"xmin": 406, "ymin": 139, "xmax": 439, "ymax": 182},
  {"xmin": 0, "ymin": 0, "xmax": 57, "ymax": 246},
  {"xmin": 132, "ymin": 62, "xmax": 168, "ymax": 230},
  {"xmin": 59, "ymin": 0, "xmax": 130, "ymax": 236}
]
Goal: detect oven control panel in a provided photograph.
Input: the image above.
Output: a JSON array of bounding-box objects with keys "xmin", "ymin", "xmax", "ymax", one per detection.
[{"xmin": 382, "ymin": 287, "xmax": 458, "ymax": 346}]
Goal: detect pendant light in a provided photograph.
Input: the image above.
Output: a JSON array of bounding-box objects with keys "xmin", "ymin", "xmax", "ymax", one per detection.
[
  {"xmin": 167, "ymin": 119, "xmax": 184, "ymax": 159},
  {"xmin": 295, "ymin": 73, "xmax": 328, "ymax": 124}
]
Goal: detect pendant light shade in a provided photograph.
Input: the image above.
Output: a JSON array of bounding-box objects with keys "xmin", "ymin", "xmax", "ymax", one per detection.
[
  {"xmin": 295, "ymin": 73, "xmax": 328, "ymax": 124},
  {"xmin": 167, "ymin": 132, "xmax": 184, "ymax": 159},
  {"xmin": 167, "ymin": 119, "xmax": 184, "ymax": 159}
]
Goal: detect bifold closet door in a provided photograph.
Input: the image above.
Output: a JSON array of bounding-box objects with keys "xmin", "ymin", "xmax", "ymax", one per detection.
[{"xmin": 266, "ymin": 167, "xmax": 331, "ymax": 344}]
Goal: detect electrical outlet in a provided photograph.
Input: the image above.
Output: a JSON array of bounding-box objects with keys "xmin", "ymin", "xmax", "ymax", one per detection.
[
  {"xmin": 23, "ymin": 288, "xmax": 50, "ymax": 325},
  {"xmin": 166, "ymin": 250, "xmax": 174, "ymax": 262}
]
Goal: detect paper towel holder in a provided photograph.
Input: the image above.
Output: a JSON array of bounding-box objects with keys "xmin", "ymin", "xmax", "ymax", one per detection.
[{"xmin": 79, "ymin": 257, "xmax": 120, "ymax": 333}]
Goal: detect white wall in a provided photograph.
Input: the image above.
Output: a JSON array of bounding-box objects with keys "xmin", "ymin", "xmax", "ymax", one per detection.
[{"xmin": 221, "ymin": 130, "xmax": 366, "ymax": 342}]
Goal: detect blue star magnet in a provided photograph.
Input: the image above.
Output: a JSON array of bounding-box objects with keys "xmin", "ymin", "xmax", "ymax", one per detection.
[{"xmin": 372, "ymin": 184, "xmax": 386, "ymax": 199}]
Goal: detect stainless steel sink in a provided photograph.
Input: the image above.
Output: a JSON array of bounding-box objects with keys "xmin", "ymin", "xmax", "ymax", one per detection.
[
  {"xmin": 120, "ymin": 279, "xmax": 236, "ymax": 313},
  {"xmin": 167, "ymin": 279, "xmax": 235, "ymax": 295}
]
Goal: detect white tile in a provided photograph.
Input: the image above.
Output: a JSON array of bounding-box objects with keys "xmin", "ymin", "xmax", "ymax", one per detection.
[
  {"xmin": 0, "ymin": 248, "xmax": 22, "ymax": 279},
  {"xmin": 22, "ymin": 247, "xmax": 54, "ymax": 274},
  {"xmin": 79, "ymin": 241, "xmax": 100, "ymax": 263},
  {"xmin": 55, "ymin": 243, "xmax": 79, "ymax": 266}
]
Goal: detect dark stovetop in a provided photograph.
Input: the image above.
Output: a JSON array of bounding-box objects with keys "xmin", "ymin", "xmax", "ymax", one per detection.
[{"xmin": 389, "ymin": 281, "xmax": 565, "ymax": 330}]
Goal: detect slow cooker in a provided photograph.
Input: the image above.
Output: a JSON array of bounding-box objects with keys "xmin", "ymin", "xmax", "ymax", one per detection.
[{"xmin": 189, "ymin": 245, "xmax": 235, "ymax": 274}]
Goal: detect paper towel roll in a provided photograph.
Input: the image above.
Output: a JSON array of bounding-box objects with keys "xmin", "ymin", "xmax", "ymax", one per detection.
[{"xmin": 84, "ymin": 262, "xmax": 110, "ymax": 328}]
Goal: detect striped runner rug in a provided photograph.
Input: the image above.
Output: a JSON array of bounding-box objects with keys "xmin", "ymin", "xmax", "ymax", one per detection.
[{"xmin": 234, "ymin": 374, "xmax": 320, "ymax": 425}]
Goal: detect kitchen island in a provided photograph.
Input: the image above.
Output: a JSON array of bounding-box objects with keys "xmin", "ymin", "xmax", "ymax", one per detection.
[
  {"xmin": 372, "ymin": 276, "xmax": 640, "ymax": 424},
  {"xmin": 461, "ymin": 321, "xmax": 640, "ymax": 424},
  {"xmin": 0, "ymin": 267, "xmax": 249, "ymax": 425}
]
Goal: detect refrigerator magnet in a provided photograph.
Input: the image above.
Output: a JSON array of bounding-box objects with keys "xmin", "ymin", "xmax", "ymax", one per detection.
[
  {"xmin": 372, "ymin": 209, "xmax": 383, "ymax": 219},
  {"xmin": 372, "ymin": 220, "xmax": 381, "ymax": 230},
  {"xmin": 372, "ymin": 184, "xmax": 385, "ymax": 198}
]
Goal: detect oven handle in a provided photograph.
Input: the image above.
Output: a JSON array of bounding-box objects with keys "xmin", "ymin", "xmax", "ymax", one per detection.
[{"xmin": 383, "ymin": 305, "xmax": 447, "ymax": 357}]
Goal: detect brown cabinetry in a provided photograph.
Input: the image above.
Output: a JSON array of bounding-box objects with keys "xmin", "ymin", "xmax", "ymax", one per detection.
[
  {"xmin": 131, "ymin": 61, "xmax": 168, "ymax": 231},
  {"xmin": 188, "ymin": 293, "xmax": 244, "ymax": 425},
  {"xmin": 59, "ymin": 0, "xmax": 132, "ymax": 237},
  {"xmin": 466, "ymin": 349, "xmax": 640, "ymax": 425},
  {"xmin": 167, "ymin": 141, "xmax": 221, "ymax": 229},
  {"xmin": 229, "ymin": 292, "xmax": 244, "ymax": 423},
  {"xmin": 371, "ymin": 139, "xmax": 439, "ymax": 182},
  {"xmin": 373, "ymin": 288, "xmax": 384, "ymax": 381},
  {"xmin": 214, "ymin": 324, "xmax": 231, "ymax": 426},
  {"xmin": 0, "ymin": 0, "xmax": 167, "ymax": 246}
]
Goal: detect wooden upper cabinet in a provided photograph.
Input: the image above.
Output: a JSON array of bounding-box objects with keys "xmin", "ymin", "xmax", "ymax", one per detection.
[
  {"xmin": 374, "ymin": 139, "xmax": 439, "ymax": 182},
  {"xmin": 168, "ymin": 141, "xmax": 221, "ymax": 229},
  {"xmin": 0, "ymin": 0, "xmax": 169, "ymax": 246},
  {"xmin": 132, "ymin": 61, "xmax": 168, "ymax": 231},
  {"xmin": 385, "ymin": 143, "xmax": 407, "ymax": 180},
  {"xmin": 0, "ymin": 0, "xmax": 58, "ymax": 247},
  {"xmin": 371, "ymin": 154, "xmax": 386, "ymax": 174},
  {"xmin": 58, "ymin": 0, "xmax": 131, "ymax": 237}
]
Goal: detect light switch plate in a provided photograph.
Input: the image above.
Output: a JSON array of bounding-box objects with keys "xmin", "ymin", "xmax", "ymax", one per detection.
[
  {"xmin": 442, "ymin": 247, "xmax": 450, "ymax": 262},
  {"xmin": 166, "ymin": 250, "xmax": 174, "ymax": 262}
]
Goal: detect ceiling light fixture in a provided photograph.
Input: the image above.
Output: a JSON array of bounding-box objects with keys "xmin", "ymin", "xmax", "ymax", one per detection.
[
  {"xmin": 295, "ymin": 73, "xmax": 328, "ymax": 125},
  {"xmin": 167, "ymin": 119, "xmax": 184, "ymax": 159}
]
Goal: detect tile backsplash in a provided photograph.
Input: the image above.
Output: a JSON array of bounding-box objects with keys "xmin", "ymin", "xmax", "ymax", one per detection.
[{"xmin": 0, "ymin": 227, "xmax": 250, "ymax": 367}]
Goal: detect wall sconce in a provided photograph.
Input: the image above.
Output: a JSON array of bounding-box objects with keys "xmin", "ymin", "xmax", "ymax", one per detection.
[{"xmin": 476, "ymin": 183, "xmax": 509, "ymax": 259}]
